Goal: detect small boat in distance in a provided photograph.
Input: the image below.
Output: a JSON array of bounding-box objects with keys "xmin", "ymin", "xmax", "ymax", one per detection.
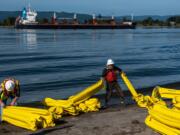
[{"xmin": 15, "ymin": 5, "xmax": 136, "ymax": 29}]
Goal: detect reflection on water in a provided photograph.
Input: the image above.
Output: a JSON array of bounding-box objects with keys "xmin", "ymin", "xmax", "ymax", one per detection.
[{"xmin": 23, "ymin": 30, "xmax": 37, "ymax": 50}]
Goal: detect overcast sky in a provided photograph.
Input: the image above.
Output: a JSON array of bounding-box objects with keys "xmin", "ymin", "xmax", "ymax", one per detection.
[{"xmin": 0, "ymin": 0, "xmax": 179, "ymax": 16}]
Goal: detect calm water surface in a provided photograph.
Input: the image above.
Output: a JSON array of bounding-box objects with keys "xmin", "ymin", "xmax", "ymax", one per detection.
[{"xmin": 0, "ymin": 28, "xmax": 180, "ymax": 102}]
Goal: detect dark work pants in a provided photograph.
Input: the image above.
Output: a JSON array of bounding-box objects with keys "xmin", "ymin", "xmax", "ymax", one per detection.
[{"xmin": 105, "ymin": 81, "xmax": 124, "ymax": 105}]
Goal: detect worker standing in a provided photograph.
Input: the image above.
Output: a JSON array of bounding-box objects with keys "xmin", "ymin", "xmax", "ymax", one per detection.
[
  {"xmin": 102, "ymin": 59, "xmax": 125, "ymax": 108},
  {"xmin": 0, "ymin": 78, "xmax": 20, "ymax": 107}
]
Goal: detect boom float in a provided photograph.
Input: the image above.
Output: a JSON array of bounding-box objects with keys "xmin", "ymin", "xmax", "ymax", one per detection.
[
  {"xmin": 121, "ymin": 72, "xmax": 180, "ymax": 135},
  {"xmin": 3, "ymin": 106, "xmax": 55, "ymax": 131},
  {"xmin": 2, "ymin": 80, "xmax": 103, "ymax": 131},
  {"xmin": 44, "ymin": 79, "xmax": 103, "ymax": 118},
  {"xmin": 3, "ymin": 72, "xmax": 180, "ymax": 134}
]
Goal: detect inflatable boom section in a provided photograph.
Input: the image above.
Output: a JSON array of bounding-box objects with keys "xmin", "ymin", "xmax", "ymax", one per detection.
[
  {"xmin": 3, "ymin": 106, "xmax": 55, "ymax": 131},
  {"xmin": 121, "ymin": 72, "xmax": 180, "ymax": 135},
  {"xmin": 44, "ymin": 79, "xmax": 103, "ymax": 117}
]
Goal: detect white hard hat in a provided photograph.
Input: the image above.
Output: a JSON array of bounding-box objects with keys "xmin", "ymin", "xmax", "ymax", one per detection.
[
  {"xmin": 5, "ymin": 80, "xmax": 15, "ymax": 92},
  {"xmin": 107, "ymin": 59, "xmax": 114, "ymax": 66}
]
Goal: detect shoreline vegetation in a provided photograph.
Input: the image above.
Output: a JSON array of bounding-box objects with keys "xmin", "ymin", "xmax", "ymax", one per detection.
[{"xmin": 0, "ymin": 16, "xmax": 180, "ymax": 28}]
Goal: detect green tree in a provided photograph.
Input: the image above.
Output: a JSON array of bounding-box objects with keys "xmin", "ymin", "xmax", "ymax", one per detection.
[
  {"xmin": 2, "ymin": 17, "xmax": 16, "ymax": 26},
  {"xmin": 142, "ymin": 17, "xmax": 153, "ymax": 26},
  {"xmin": 42, "ymin": 18, "xmax": 49, "ymax": 23},
  {"xmin": 37, "ymin": 18, "xmax": 49, "ymax": 24},
  {"xmin": 167, "ymin": 16, "xmax": 180, "ymax": 23},
  {"xmin": 153, "ymin": 19, "xmax": 165, "ymax": 26},
  {"xmin": 122, "ymin": 17, "xmax": 127, "ymax": 21}
]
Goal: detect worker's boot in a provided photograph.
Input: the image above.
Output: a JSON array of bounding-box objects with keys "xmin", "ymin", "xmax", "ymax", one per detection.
[
  {"xmin": 120, "ymin": 97, "xmax": 126, "ymax": 107},
  {"xmin": 102, "ymin": 101, "xmax": 109, "ymax": 109}
]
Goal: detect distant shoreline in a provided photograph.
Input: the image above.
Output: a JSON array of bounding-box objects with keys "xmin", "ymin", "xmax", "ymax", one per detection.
[
  {"xmin": 137, "ymin": 25, "xmax": 180, "ymax": 28},
  {"xmin": 0, "ymin": 25, "xmax": 180, "ymax": 29}
]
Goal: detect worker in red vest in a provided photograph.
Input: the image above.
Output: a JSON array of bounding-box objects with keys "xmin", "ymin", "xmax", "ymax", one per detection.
[
  {"xmin": 102, "ymin": 59, "xmax": 125, "ymax": 108},
  {"xmin": 0, "ymin": 78, "xmax": 20, "ymax": 107}
]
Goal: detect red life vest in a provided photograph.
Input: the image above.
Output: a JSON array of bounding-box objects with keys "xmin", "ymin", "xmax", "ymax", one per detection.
[{"xmin": 105, "ymin": 70, "xmax": 117, "ymax": 82}]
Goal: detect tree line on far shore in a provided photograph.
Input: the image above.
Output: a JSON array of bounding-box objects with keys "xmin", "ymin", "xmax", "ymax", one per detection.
[
  {"xmin": 136, "ymin": 16, "xmax": 180, "ymax": 27},
  {"xmin": 0, "ymin": 17, "xmax": 16, "ymax": 26},
  {"xmin": 0, "ymin": 16, "xmax": 180, "ymax": 27}
]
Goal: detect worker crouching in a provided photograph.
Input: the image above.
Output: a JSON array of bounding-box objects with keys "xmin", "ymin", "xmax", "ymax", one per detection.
[{"xmin": 0, "ymin": 78, "xmax": 20, "ymax": 107}]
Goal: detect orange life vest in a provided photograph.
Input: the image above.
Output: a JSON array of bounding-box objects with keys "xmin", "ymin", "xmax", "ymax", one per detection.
[{"xmin": 105, "ymin": 70, "xmax": 117, "ymax": 82}]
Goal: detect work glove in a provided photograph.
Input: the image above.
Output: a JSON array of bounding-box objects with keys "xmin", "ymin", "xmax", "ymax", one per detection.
[
  {"xmin": 10, "ymin": 101, "xmax": 16, "ymax": 106},
  {"xmin": 101, "ymin": 77, "xmax": 106, "ymax": 90},
  {"xmin": 121, "ymin": 71, "xmax": 126, "ymax": 76},
  {"xmin": 0, "ymin": 102, "xmax": 5, "ymax": 108}
]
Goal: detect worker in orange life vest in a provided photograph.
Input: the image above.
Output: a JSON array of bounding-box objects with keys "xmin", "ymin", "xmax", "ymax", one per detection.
[
  {"xmin": 102, "ymin": 59, "xmax": 125, "ymax": 108},
  {"xmin": 0, "ymin": 78, "xmax": 20, "ymax": 107}
]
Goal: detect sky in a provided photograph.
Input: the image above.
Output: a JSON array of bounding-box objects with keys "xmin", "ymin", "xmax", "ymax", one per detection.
[{"xmin": 0, "ymin": 0, "xmax": 180, "ymax": 16}]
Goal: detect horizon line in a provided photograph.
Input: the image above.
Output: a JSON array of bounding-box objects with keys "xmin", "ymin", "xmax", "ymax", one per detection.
[{"xmin": 0, "ymin": 10, "xmax": 179, "ymax": 17}]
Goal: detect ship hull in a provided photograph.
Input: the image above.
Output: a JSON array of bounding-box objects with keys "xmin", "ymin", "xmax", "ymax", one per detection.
[{"xmin": 15, "ymin": 23, "xmax": 136, "ymax": 29}]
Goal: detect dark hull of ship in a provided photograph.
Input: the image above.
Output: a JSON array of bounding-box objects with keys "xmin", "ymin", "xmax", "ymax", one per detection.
[{"xmin": 15, "ymin": 23, "xmax": 136, "ymax": 29}]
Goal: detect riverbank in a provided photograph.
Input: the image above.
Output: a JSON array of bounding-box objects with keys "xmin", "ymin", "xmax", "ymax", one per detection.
[
  {"xmin": 2, "ymin": 80, "xmax": 180, "ymax": 135},
  {"xmin": 0, "ymin": 104, "xmax": 159, "ymax": 135}
]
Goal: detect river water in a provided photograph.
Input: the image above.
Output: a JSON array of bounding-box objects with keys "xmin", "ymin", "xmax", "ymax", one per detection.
[{"xmin": 0, "ymin": 28, "xmax": 180, "ymax": 102}]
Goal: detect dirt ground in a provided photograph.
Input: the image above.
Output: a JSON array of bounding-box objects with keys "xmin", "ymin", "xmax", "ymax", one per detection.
[{"xmin": 0, "ymin": 105, "xmax": 159, "ymax": 135}]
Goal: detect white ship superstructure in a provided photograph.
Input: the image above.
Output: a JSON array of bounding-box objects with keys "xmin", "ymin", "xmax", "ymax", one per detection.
[{"xmin": 19, "ymin": 5, "xmax": 37, "ymax": 25}]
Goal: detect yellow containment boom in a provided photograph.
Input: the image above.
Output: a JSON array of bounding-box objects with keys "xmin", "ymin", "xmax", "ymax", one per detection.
[
  {"xmin": 3, "ymin": 106, "xmax": 55, "ymax": 131},
  {"xmin": 44, "ymin": 80, "xmax": 103, "ymax": 117},
  {"xmin": 121, "ymin": 72, "xmax": 138, "ymax": 97},
  {"xmin": 152, "ymin": 86, "xmax": 180, "ymax": 99},
  {"xmin": 121, "ymin": 72, "xmax": 155, "ymax": 108},
  {"xmin": 68, "ymin": 79, "xmax": 103, "ymax": 105},
  {"xmin": 5, "ymin": 71, "xmax": 180, "ymax": 134},
  {"xmin": 120, "ymin": 72, "xmax": 180, "ymax": 135}
]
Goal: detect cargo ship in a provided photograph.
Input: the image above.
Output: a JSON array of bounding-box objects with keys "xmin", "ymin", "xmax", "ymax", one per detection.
[{"xmin": 15, "ymin": 6, "xmax": 136, "ymax": 29}]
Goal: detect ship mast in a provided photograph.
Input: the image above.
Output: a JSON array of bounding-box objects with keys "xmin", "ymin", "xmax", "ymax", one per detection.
[
  {"xmin": 53, "ymin": 12, "xmax": 57, "ymax": 20},
  {"xmin": 131, "ymin": 13, "xmax": 134, "ymax": 22},
  {"xmin": 92, "ymin": 14, "xmax": 97, "ymax": 25},
  {"xmin": 73, "ymin": 13, "xmax": 78, "ymax": 24},
  {"xmin": 92, "ymin": 14, "xmax": 96, "ymax": 20},
  {"xmin": 111, "ymin": 15, "xmax": 116, "ymax": 25},
  {"xmin": 73, "ymin": 13, "xmax": 77, "ymax": 20},
  {"xmin": 111, "ymin": 15, "xmax": 114, "ymax": 20},
  {"xmin": 28, "ymin": 3, "xmax": 31, "ymax": 12},
  {"xmin": 52, "ymin": 12, "xmax": 57, "ymax": 24}
]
